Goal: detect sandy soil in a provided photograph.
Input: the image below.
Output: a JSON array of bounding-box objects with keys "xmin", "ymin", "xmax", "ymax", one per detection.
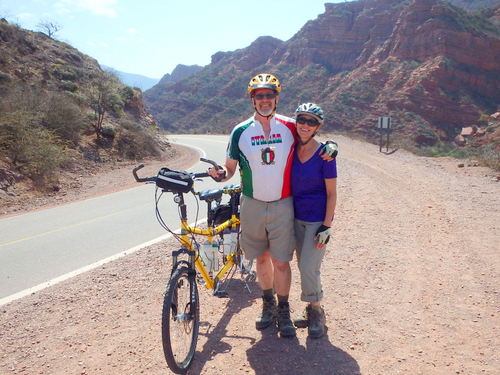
[{"xmin": 0, "ymin": 135, "xmax": 499, "ymax": 375}]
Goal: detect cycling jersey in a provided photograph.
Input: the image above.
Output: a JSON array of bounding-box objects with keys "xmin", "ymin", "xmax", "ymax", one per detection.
[{"xmin": 227, "ymin": 114, "xmax": 296, "ymax": 202}]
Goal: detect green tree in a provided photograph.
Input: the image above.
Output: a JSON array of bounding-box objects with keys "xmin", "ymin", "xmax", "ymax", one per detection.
[{"xmin": 89, "ymin": 71, "xmax": 120, "ymax": 138}]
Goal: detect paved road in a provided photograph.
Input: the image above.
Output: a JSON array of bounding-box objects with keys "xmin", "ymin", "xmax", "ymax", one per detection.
[{"xmin": 0, "ymin": 135, "xmax": 235, "ymax": 302}]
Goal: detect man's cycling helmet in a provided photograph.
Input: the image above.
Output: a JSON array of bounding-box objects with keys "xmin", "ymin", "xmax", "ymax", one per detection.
[
  {"xmin": 247, "ymin": 73, "xmax": 282, "ymax": 94},
  {"xmin": 295, "ymin": 102, "xmax": 325, "ymax": 124}
]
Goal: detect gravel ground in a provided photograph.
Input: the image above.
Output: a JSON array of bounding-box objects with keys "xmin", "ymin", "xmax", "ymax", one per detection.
[{"xmin": 0, "ymin": 135, "xmax": 499, "ymax": 375}]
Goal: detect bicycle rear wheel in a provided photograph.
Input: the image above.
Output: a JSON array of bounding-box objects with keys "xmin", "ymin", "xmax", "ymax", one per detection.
[{"xmin": 161, "ymin": 266, "xmax": 199, "ymax": 374}]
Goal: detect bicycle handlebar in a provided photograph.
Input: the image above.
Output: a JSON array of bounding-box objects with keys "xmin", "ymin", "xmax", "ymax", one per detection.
[
  {"xmin": 133, "ymin": 158, "xmax": 219, "ymax": 184},
  {"xmin": 132, "ymin": 163, "xmax": 157, "ymax": 183}
]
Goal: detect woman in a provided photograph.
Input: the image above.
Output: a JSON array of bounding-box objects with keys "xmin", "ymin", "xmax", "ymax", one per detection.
[{"xmin": 291, "ymin": 103, "xmax": 337, "ymax": 338}]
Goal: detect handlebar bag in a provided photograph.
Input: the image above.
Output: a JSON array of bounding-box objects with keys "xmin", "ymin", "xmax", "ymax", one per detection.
[{"xmin": 156, "ymin": 168, "xmax": 193, "ymax": 193}]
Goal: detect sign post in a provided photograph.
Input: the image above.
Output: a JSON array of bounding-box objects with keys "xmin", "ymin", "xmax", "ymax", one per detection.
[{"xmin": 377, "ymin": 116, "xmax": 392, "ymax": 152}]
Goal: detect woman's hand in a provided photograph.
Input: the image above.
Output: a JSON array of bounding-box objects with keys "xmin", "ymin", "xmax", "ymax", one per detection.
[{"xmin": 315, "ymin": 225, "xmax": 330, "ymax": 248}]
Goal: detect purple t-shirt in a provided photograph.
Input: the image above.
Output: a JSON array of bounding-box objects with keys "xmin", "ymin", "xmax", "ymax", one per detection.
[{"xmin": 291, "ymin": 144, "xmax": 337, "ymax": 222}]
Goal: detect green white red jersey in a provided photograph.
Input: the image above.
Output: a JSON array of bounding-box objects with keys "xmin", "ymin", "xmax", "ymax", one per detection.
[{"xmin": 227, "ymin": 114, "xmax": 296, "ymax": 202}]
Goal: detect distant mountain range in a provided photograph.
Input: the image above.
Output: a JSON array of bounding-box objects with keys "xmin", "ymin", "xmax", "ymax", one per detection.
[
  {"xmin": 103, "ymin": 64, "xmax": 204, "ymax": 92},
  {"xmin": 102, "ymin": 65, "xmax": 160, "ymax": 91},
  {"xmin": 142, "ymin": 0, "xmax": 500, "ymax": 149}
]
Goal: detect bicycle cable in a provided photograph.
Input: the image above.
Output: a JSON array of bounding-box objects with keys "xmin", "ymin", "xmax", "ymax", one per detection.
[{"xmin": 154, "ymin": 187, "xmax": 184, "ymax": 244}]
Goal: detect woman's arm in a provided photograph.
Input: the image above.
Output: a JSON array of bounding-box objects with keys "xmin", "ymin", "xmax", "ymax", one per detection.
[
  {"xmin": 315, "ymin": 177, "xmax": 337, "ymax": 248},
  {"xmin": 323, "ymin": 177, "xmax": 337, "ymax": 226}
]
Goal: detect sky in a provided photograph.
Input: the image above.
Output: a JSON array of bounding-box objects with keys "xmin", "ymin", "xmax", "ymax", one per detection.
[{"xmin": 0, "ymin": 0, "xmax": 347, "ymax": 79}]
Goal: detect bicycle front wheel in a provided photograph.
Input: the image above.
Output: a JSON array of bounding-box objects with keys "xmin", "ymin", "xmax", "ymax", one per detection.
[{"xmin": 161, "ymin": 266, "xmax": 199, "ymax": 374}]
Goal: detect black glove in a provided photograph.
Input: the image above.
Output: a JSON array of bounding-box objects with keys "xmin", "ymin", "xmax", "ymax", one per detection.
[
  {"xmin": 315, "ymin": 225, "xmax": 331, "ymax": 245},
  {"xmin": 321, "ymin": 140, "xmax": 338, "ymax": 158}
]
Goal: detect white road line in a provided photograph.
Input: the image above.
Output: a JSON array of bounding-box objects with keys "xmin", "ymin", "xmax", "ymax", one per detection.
[
  {"xmin": 0, "ymin": 219, "xmax": 207, "ymax": 307},
  {"xmin": 168, "ymin": 140, "xmax": 207, "ymax": 159}
]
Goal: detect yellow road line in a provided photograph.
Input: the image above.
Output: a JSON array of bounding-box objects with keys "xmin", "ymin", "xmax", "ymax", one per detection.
[{"xmin": 0, "ymin": 209, "xmax": 128, "ymax": 247}]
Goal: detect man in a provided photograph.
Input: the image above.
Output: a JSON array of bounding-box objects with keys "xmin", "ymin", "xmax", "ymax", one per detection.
[{"xmin": 209, "ymin": 73, "xmax": 336, "ymax": 338}]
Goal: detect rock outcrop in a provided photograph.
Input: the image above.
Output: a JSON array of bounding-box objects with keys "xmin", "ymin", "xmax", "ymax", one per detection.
[{"xmin": 144, "ymin": 0, "xmax": 500, "ymax": 148}]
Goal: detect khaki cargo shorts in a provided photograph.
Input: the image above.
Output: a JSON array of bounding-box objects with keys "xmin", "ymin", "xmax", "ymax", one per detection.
[{"xmin": 239, "ymin": 195, "xmax": 295, "ymax": 262}]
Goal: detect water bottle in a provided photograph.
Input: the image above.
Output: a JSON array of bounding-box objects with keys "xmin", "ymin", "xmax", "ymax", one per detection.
[
  {"xmin": 199, "ymin": 240, "xmax": 219, "ymax": 272},
  {"xmin": 210, "ymin": 242, "xmax": 219, "ymax": 272},
  {"xmin": 223, "ymin": 231, "xmax": 238, "ymax": 257}
]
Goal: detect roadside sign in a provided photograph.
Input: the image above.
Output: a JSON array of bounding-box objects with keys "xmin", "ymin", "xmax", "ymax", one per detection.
[
  {"xmin": 377, "ymin": 116, "xmax": 392, "ymax": 152},
  {"xmin": 378, "ymin": 116, "xmax": 391, "ymax": 129}
]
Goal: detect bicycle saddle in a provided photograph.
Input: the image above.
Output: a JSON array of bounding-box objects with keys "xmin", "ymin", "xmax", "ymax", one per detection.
[{"xmin": 198, "ymin": 188, "xmax": 223, "ymax": 202}]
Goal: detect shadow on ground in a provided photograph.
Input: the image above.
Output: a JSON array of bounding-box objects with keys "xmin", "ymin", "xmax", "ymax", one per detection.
[
  {"xmin": 246, "ymin": 327, "xmax": 360, "ymax": 375},
  {"xmin": 186, "ymin": 278, "xmax": 359, "ymax": 375},
  {"xmin": 188, "ymin": 279, "xmax": 258, "ymax": 374}
]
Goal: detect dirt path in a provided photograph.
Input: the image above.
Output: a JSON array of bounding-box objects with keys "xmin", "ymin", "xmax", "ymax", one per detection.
[{"xmin": 0, "ymin": 135, "xmax": 498, "ymax": 375}]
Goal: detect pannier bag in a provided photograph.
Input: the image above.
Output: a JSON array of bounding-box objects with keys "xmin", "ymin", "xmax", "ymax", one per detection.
[
  {"xmin": 156, "ymin": 168, "xmax": 193, "ymax": 193},
  {"xmin": 212, "ymin": 204, "xmax": 232, "ymax": 227}
]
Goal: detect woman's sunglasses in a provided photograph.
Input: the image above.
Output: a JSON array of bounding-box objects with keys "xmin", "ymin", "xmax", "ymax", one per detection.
[{"xmin": 296, "ymin": 116, "xmax": 320, "ymax": 126}]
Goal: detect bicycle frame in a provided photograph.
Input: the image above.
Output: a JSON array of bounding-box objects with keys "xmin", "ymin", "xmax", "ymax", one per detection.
[{"xmin": 172, "ymin": 189, "xmax": 241, "ymax": 291}]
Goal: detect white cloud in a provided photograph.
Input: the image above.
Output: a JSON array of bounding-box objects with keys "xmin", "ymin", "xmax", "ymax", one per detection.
[
  {"xmin": 55, "ymin": 0, "xmax": 118, "ymax": 18},
  {"xmin": 127, "ymin": 28, "xmax": 137, "ymax": 35}
]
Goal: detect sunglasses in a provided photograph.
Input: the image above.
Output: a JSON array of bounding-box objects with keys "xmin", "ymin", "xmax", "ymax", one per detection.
[
  {"xmin": 253, "ymin": 93, "xmax": 277, "ymax": 100},
  {"xmin": 296, "ymin": 116, "xmax": 320, "ymax": 126}
]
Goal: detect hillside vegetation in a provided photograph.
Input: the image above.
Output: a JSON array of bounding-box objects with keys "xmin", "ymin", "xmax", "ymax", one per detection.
[{"xmin": 0, "ymin": 19, "xmax": 163, "ymax": 192}]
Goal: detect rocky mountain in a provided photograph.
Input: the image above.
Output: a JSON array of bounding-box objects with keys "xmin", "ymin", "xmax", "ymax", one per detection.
[
  {"xmin": 102, "ymin": 65, "xmax": 160, "ymax": 91},
  {"xmin": 0, "ymin": 19, "xmax": 161, "ymax": 189},
  {"xmin": 144, "ymin": 63, "xmax": 203, "ymax": 103},
  {"xmin": 445, "ymin": 0, "xmax": 500, "ymax": 11},
  {"xmin": 144, "ymin": 0, "xmax": 499, "ymax": 150}
]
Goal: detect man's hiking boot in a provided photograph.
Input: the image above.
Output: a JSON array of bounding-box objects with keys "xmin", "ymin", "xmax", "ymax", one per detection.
[
  {"xmin": 255, "ymin": 295, "xmax": 277, "ymax": 330},
  {"xmin": 277, "ymin": 302, "xmax": 296, "ymax": 338},
  {"xmin": 308, "ymin": 305, "xmax": 326, "ymax": 339},
  {"xmin": 293, "ymin": 305, "xmax": 310, "ymax": 328}
]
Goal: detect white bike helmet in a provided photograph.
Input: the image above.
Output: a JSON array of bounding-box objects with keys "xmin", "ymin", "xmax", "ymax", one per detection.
[{"xmin": 295, "ymin": 103, "xmax": 324, "ymax": 124}]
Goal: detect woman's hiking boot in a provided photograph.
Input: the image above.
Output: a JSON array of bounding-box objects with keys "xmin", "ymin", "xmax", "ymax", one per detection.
[
  {"xmin": 308, "ymin": 305, "xmax": 326, "ymax": 338},
  {"xmin": 277, "ymin": 302, "xmax": 296, "ymax": 338},
  {"xmin": 255, "ymin": 295, "xmax": 276, "ymax": 330}
]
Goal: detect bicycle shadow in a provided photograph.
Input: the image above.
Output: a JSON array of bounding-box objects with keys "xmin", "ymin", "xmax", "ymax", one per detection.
[
  {"xmin": 187, "ymin": 279, "xmax": 259, "ymax": 374},
  {"xmin": 246, "ymin": 327, "xmax": 360, "ymax": 375}
]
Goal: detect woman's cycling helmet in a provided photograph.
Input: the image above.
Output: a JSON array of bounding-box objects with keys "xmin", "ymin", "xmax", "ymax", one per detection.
[
  {"xmin": 247, "ymin": 73, "xmax": 282, "ymax": 94},
  {"xmin": 295, "ymin": 102, "xmax": 325, "ymax": 124}
]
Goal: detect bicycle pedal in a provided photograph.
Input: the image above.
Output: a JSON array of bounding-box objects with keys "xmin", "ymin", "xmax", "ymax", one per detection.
[
  {"xmin": 245, "ymin": 271, "xmax": 256, "ymax": 283},
  {"xmin": 213, "ymin": 290, "xmax": 229, "ymax": 298}
]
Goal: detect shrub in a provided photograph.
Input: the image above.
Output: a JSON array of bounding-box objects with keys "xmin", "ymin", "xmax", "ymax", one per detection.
[
  {"xmin": 42, "ymin": 94, "xmax": 86, "ymax": 146},
  {"xmin": 0, "ymin": 113, "xmax": 67, "ymax": 185},
  {"xmin": 120, "ymin": 86, "xmax": 135, "ymax": 101},
  {"xmin": 53, "ymin": 65, "xmax": 83, "ymax": 81},
  {"xmin": 59, "ymin": 80, "xmax": 78, "ymax": 92},
  {"xmin": 115, "ymin": 121, "xmax": 159, "ymax": 159},
  {"xmin": 0, "ymin": 70, "xmax": 11, "ymax": 83}
]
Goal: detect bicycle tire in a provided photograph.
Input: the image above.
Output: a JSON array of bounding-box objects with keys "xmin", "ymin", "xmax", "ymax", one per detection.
[{"xmin": 161, "ymin": 266, "xmax": 199, "ymax": 374}]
